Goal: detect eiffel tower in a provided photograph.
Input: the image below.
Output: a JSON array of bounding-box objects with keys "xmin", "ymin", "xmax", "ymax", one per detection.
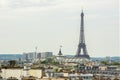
[{"xmin": 75, "ymin": 11, "xmax": 90, "ymax": 59}]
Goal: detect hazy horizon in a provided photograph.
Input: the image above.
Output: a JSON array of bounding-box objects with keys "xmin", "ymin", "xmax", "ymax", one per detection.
[{"xmin": 0, "ymin": 0, "xmax": 119, "ymax": 57}]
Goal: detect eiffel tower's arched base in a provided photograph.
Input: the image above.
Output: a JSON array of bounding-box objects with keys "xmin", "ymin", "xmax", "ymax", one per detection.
[{"xmin": 75, "ymin": 55, "xmax": 90, "ymax": 59}]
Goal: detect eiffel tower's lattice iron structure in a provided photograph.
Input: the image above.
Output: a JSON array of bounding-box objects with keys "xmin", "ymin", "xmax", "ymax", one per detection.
[{"xmin": 75, "ymin": 11, "xmax": 90, "ymax": 59}]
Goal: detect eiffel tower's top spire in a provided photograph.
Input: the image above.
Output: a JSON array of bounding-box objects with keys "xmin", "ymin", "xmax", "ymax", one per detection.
[
  {"xmin": 81, "ymin": 7, "xmax": 84, "ymax": 15},
  {"xmin": 81, "ymin": 9, "xmax": 84, "ymax": 16},
  {"xmin": 82, "ymin": 9, "xmax": 83, "ymax": 13}
]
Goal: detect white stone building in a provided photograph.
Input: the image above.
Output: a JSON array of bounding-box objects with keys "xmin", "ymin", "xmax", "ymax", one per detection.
[{"xmin": 1, "ymin": 68, "xmax": 42, "ymax": 80}]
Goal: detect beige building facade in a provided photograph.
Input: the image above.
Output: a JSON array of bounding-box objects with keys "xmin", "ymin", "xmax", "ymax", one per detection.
[{"xmin": 1, "ymin": 68, "xmax": 42, "ymax": 79}]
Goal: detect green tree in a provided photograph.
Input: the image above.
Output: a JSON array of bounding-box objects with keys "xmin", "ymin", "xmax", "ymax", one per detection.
[
  {"xmin": 9, "ymin": 60, "xmax": 17, "ymax": 67},
  {"xmin": 112, "ymin": 62, "xmax": 120, "ymax": 65},
  {"xmin": 41, "ymin": 60, "xmax": 47, "ymax": 64},
  {"xmin": 101, "ymin": 61, "xmax": 109, "ymax": 65}
]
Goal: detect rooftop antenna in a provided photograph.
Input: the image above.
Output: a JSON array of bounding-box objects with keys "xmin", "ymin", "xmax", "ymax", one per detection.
[
  {"xmin": 35, "ymin": 46, "xmax": 37, "ymax": 52},
  {"xmin": 35, "ymin": 46, "xmax": 37, "ymax": 59},
  {"xmin": 58, "ymin": 45, "xmax": 62, "ymax": 56}
]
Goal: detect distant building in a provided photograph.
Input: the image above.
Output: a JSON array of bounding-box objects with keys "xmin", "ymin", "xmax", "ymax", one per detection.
[
  {"xmin": 28, "ymin": 52, "xmax": 37, "ymax": 61},
  {"xmin": 37, "ymin": 53, "xmax": 41, "ymax": 59},
  {"xmin": 22, "ymin": 53, "xmax": 28, "ymax": 61},
  {"xmin": 22, "ymin": 52, "xmax": 37, "ymax": 62},
  {"xmin": 22, "ymin": 52, "xmax": 53, "ymax": 61},
  {"xmin": 40, "ymin": 52, "xmax": 53, "ymax": 59},
  {"xmin": 106, "ymin": 56, "xmax": 111, "ymax": 64}
]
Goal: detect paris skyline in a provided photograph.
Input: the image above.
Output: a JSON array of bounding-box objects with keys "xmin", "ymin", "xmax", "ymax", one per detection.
[{"xmin": 0, "ymin": 0, "xmax": 119, "ymax": 57}]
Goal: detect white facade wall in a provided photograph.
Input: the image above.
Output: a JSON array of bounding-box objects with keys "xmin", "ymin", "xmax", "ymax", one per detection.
[
  {"xmin": 1, "ymin": 69, "xmax": 22, "ymax": 80},
  {"xmin": 1, "ymin": 69, "xmax": 42, "ymax": 80},
  {"xmin": 29, "ymin": 69, "xmax": 42, "ymax": 78}
]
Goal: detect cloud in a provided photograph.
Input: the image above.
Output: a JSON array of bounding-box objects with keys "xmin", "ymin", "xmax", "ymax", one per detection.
[
  {"xmin": 0, "ymin": 0, "xmax": 63, "ymax": 9},
  {"xmin": 0, "ymin": 0, "xmax": 118, "ymax": 13}
]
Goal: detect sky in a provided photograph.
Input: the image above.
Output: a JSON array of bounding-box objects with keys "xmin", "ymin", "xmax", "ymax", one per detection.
[{"xmin": 0, "ymin": 0, "xmax": 119, "ymax": 57}]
